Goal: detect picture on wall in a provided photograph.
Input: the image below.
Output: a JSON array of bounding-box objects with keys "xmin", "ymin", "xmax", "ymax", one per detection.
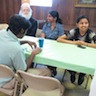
[
  {"xmin": 78, "ymin": 0, "xmax": 96, "ymax": 4},
  {"xmin": 75, "ymin": 0, "xmax": 96, "ymax": 8}
]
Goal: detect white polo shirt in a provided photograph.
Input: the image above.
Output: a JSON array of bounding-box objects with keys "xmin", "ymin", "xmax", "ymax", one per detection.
[{"xmin": 0, "ymin": 29, "xmax": 27, "ymax": 87}]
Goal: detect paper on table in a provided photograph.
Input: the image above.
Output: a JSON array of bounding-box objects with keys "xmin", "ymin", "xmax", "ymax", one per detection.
[{"xmin": 21, "ymin": 44, "xmax": 33, "ymax": 53}]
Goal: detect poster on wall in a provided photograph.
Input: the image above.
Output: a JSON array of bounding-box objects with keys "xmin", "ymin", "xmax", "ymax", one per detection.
[
  {"xmin": 75, "ymin": 0, "xmax": 96, "ymax": 8},
  {"xmin": 78, "ymin": 0, "xmax": 96, "ymax": 4}
]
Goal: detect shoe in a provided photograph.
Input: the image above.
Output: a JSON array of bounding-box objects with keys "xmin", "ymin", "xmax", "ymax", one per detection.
[
  {"xmin": 48, "ymin": 66, "xmax": 57, "ymax": 77},
  {"xmin": 78, "ymin": 74, "xmax": 84, "ymax": 85},
  {"xmin": 70, "ymin": 73, "xmax": 75, "ymax": 83}
]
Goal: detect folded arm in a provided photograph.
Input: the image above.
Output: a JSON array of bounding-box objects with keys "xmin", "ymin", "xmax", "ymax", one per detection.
[{"xmin": 57, "ymin": 35, "xmax": 79, "ymax": 45}]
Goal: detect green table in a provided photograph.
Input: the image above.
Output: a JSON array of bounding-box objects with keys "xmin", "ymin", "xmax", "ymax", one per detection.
[{"xmin": 21, "ymin": 36, "xmax": 96, "ymax": 75}]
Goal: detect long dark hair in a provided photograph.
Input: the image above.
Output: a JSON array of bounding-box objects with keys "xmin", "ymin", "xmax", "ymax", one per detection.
[
  {"xmin": 49, "ymin": 10, "xmax": 62, "ymax": 24},
  {"xmin": 74, "ymin": 28, "xmax": 92, "ymax": 43},
  {"xmin": 74, "ymin": 15, "xmax": 91, "ymax": 43}
]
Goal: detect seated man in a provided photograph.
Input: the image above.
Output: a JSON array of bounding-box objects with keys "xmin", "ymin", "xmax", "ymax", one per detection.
[
  {"xmin": 19, "ymin": 3, "xmax": 38, "ymax": 37},
  {"xmin": 0, "ymin": 14, "xmax": 51, "ymax": 89}
]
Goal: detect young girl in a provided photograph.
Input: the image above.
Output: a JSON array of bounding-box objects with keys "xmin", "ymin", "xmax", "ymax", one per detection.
[{"xmin": 57, "ymin": 15, "xmax": 96, "ymax": 85}]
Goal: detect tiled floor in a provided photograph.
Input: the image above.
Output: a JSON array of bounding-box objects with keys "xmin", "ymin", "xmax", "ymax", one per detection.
[{"xmin": 55, "ymin": 68, "xmax": 92, "ymax": 96}]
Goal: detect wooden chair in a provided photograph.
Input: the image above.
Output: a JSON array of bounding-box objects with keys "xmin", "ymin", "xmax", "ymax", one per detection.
[
  {"xmin": 17, "ymin": 70, "xmax": 65, "ymax": 96},
  {"xmin": 0, "ymin": 64, "xmax": 19, "ymax": 96}
]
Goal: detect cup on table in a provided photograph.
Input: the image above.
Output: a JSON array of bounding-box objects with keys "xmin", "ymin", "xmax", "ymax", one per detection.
[{"xmin": 38, "ymin": 38, "xmax": 44, "ymax": 48}]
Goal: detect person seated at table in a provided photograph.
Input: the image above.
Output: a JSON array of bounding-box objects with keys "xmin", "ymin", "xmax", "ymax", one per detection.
[
  {"xmin": 57, "ymin": 15, "xmax": 96, "ymax": 85},
  {"xmin": 19, "ymin": 3, "xmax": 38, "ymax": 37},
  {"xmin": 39, "ymin": 10, "xmax": 64, "ymax": 76},
  {"xmin": 0, "ymin": 14, "xmax": 51, "ymax": 89}
]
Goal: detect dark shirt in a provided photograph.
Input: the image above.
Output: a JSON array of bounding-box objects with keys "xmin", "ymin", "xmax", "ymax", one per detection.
[
  {"xmin": 65, "ymin": 28, "xmax": 96, "ymax": 43},
  {"xmin": 26, "ymin": 17, "xmax": 38, "ymax": 37}
]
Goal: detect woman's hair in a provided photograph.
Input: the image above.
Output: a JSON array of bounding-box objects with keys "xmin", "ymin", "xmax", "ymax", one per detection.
[
  {"xmin": 49, "ymin": 10, "xmax": 62, "ymax": 24},
  {"xmin": 74, "ymin": 28, "xmax": 92, "ymax": 43},
  {"xmin": 7, "ymin": 14, "xmax": 31, "ymax": 35},
  {"xmin": 74, "ymin": 15, "xmax": 91, "ymax": 43},
  {"xmin": 76, "ymin": 15, "xmax": 90, "ymax": 23}
]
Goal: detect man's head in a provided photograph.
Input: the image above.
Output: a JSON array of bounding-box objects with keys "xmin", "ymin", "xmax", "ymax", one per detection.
[
  {"xmin": 8, "ymin": 14, "xmax": 31, "ymax": 38},
  {"xmin": 19, "ymin": 3, "xmax": 32, "ymax": 20}
]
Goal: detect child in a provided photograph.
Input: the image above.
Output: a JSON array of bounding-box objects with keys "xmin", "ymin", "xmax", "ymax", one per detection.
[{"xmin": 57, "ymin": 15, "xmax": 96, "ymax": 85}]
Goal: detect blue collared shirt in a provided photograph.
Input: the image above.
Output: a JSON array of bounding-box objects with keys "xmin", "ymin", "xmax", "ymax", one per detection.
[{"xmin": 42, "ymin": 22, "xmax": 64, "ymax": 40}]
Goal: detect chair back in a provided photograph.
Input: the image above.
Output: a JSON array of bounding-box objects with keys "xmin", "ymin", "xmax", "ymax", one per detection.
[
  {"xmin": 35, "ymin": 29, "xmax": 42, "ymax": 37},
  {"xmin": 17, "ymin": 70, "xmax": 61, "ymax": 91},
  {"xmin": 0, "ymin": 64, "xmax": 18, "ymax": 96},
  {"xmin": 0, "ymin": 24, "xmax": 8, "ymax": 30},
  {"xmin": 0, "ymin": 64, "xmax": 15, "ymax": 78}
]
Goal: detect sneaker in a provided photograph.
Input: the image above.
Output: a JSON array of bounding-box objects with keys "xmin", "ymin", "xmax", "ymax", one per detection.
[
  {"xmin": 70, "ymin": 73, "xmax": 76, "ymax": 83},
  {"xmin": 78, "ymin": 74, "xmax": 84, "ymax": 85},
  {"xmin": 48, "ymin": 66, "xmax": 57, "ymax": 77}
]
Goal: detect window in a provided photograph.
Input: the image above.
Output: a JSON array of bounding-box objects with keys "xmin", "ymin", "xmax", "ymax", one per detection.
[{"xmin": 30, "ymin": 0, "xmax": 52, "ymax": 7}]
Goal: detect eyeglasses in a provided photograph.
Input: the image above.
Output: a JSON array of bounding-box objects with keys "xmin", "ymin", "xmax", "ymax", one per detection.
[
  {"xmin": 24, "ymin": 30, "xmax": 28, "ymax": 35},
  {"xmin": 21, "ymin": 29, "xmax": 28, "ymax": 35}
]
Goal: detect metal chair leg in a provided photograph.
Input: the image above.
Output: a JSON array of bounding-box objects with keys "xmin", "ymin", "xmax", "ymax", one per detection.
[
  {"xmin": 61, "ymin": 70, "xmax": 67, "ymax": 82},
  {"xmin": 85, "ymin": 75, "xmax": 93, "ymax": 89}
]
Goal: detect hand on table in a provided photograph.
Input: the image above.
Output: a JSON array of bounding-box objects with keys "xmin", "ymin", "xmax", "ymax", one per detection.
[
  {"xmin": 27, "ymin": 41, "xmax": 37, "ymax": 49},
  {"xmin": 32, "ymin": 47, "xmax": 42, "ymax": 55}
]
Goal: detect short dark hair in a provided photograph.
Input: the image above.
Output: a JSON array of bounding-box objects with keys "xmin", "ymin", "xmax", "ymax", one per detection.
[{"xmin": 7, "ymin": 14, "xmax": 31, "ymax": 35}]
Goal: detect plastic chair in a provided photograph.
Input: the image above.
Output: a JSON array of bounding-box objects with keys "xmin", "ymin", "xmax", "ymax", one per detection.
[
  {"xmin": 17, "ymin": 70, "xmax": 65, "ymax": 96},
  {"xmin": 0, "ymin": 24, "xmax": 8, "ymax": 30},
  {"xmin": 35, "ymin": 28, "xmax": 42, "ymax": 37},
  {"xmin": 0, "ymin": 64, "xmax": 19, "ymax": 96}
]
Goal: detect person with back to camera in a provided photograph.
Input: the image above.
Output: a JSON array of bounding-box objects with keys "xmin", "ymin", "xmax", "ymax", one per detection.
[
  {"xmin": 0, "ymin": 14, "xmax": 51, "ymax": 89},
  {"xmin": 19, "ymin": 3, "xmax": 38, "ymax": 37},
  {"xmin": 40, "ymin": 10, "xmax": 64, "ymax": 77},
  {"xmin": 57, "ymin": 15, "xmax": 96, "ymax": 85}
]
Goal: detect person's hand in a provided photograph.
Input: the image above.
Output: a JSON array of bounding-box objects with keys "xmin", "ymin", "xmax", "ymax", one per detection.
[
  {"xmin": 73, "ymin": 41, "xmax": 81, "ymax": 45},
  {"xmin": 73, "ymin": 40, "xmax": 85, "ymax": 45},
  {"xmin": 27, "ymin": 41, "xmax": 37, "ymax": 48},
  {"xmin": 78, "ymin": 41, "xmax": 88, "ymax": 46},
  {"xmin": 32, "ymin": 47, "xmax": 42, "ymax": 55}
]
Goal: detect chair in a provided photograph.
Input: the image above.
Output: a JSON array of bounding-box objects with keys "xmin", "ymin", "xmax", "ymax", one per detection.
[
  {"xmin": 35, "ymin": 28, "xmax": 42, "ymax": 37},
  {"xmin": 0, "ymin": 24, "xmax": 8, "ymax": 30},
  {"xmin": 17, "ymin": 70, "xmax": 65, "ymax": 96},
  {"xmin": 0, "ymin": 64, "xmax": 19, "ymax": 96},
  {"xmin": 37, "ymin": 20, "xmax": 46, "ymax": 29}
]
